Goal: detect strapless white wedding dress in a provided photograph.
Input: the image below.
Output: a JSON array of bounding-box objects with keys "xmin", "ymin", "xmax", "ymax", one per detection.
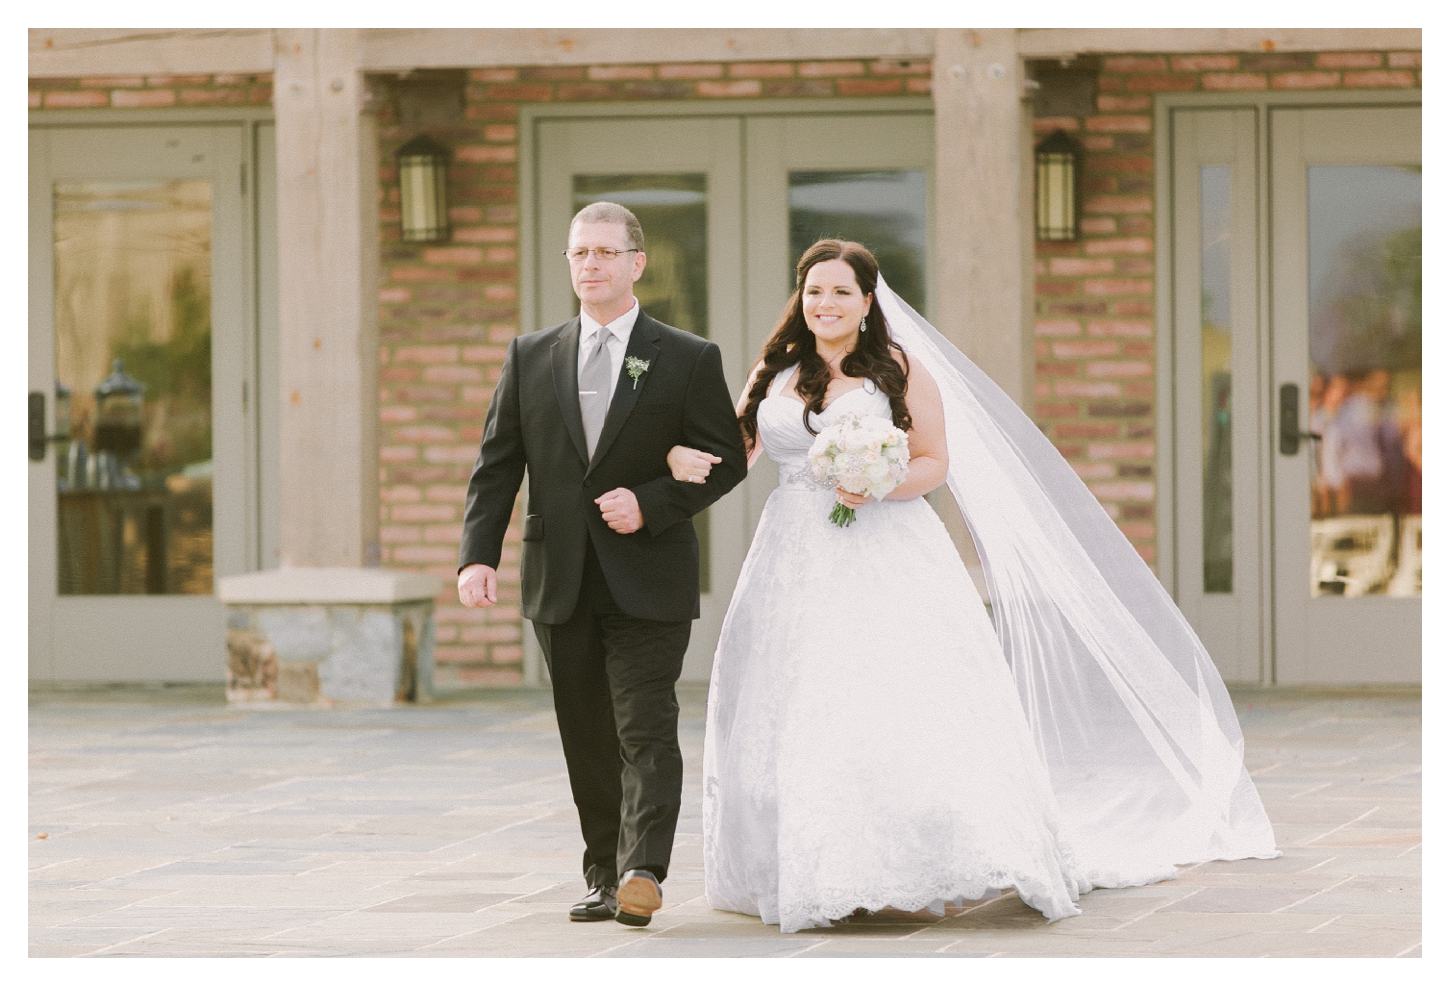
[{"xmin": 702, "ymin": 367, "xmax": 1095, "ymax": 933}]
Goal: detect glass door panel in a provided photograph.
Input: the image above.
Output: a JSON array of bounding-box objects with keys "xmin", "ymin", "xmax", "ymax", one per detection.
[
  {"xmin": 53, "ymin": 179, "xmax": 215, "ymax": 596},
  {"xmin": 573, "ymin": 174, "xmax": 710, "ymax": 339},
  {"xmin": 1271, "ymin": 105, "xmax": 1421, "ymax": 685},
  {"xmin": 1305, "ymin": 165, "xmax": 1421, "ymax": 599},
  {"xmin": 787, "ymin": 169, "xmax": 928, "ymax": 311},
  {"xmin": 1198, "ymin": 165, "xmax": 1234, "ymax": 595}
]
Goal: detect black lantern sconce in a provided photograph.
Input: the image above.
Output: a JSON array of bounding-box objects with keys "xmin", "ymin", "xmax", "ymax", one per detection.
[
  {"xmin": 1034, "ymin": 129, "xmax": 1083, "ymax": 242},
  {"xmin": 397, "ymin": 134, "xmax": 450, "ymax": 243}
]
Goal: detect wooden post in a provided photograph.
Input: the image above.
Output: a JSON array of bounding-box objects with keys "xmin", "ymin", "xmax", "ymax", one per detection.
[
  {"xmin": 932, "ymin": 28, "xmax": 1032, "ymax": 405},
  {"xmin": 932, "ymin": 29, "xmax": 1034, "ymax": 574},
  {"xmin": 273, "ymin": 29, "xmax": 380, "ymax": 568}
]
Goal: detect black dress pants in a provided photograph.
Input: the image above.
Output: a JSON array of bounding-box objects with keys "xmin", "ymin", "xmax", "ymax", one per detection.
[{"xmin": 532, "ymin": 540, "xmax": 691, "ymax": 891}]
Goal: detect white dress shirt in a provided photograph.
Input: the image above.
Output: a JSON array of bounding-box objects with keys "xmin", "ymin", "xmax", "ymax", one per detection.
[{"xmin": 578, "ymin": 299, "xmax": 640, "ymax": 413}]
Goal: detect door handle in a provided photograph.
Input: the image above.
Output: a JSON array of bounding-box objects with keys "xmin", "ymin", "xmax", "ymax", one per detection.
[
  {"xmin": 1278, "ymin": 382, "xmax": 1322, "ymax": 456},
  {"xmin": 29, "ymin": 391, "xmax": 72, "ymax": 461},
  {"xmin": 29, "ymin": 392, "xmax": 47, "ymax": 461}
]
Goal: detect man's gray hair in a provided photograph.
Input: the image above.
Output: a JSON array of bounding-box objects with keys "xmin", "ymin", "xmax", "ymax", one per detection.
[{"xmin": 570, "ymin": 201, "xmax": 645, "ymax": 252}]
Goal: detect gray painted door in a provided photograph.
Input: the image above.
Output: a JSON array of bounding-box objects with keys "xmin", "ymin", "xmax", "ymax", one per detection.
[{"xmin": 29, "ymin": 124, "xmax": 264, "ymax": 682}]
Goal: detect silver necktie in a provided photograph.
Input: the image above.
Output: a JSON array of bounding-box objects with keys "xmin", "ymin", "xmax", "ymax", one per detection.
[{"xmin": 579, "ymin": 328, "xmax": 612, "ymax": 459}]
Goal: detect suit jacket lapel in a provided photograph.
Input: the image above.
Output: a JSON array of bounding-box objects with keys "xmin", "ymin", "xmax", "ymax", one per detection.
[
  {"xmin": 586, "ymin": 314, "xmax": 661, "ymax": 477},
  {"xmin": 551, "ymin": 318, "xmax": 590, "ymax": 468}
]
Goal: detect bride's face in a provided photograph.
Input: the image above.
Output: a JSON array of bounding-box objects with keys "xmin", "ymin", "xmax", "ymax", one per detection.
[{"xmin": 802, "ymin": 259, "xmax": 873, "ymax": 351}]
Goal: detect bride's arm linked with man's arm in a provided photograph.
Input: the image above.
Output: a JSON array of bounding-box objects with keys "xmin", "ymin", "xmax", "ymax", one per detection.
[
  {"xmin": 667, "ymin": 360, "xmax": 764, "ymax": 482},
  {"xmin": 666, "ymin": 353, "xmax": 948, "ymax": 506}
]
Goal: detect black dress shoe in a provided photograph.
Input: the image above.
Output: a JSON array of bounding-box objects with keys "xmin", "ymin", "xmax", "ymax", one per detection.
[
  {"xmin": 569, "ymin": 885, "xmax": 618, "ymax": 922},
  {"xmin": 615, "ymin": 870, "xmax": 662, "ymax": 927}
]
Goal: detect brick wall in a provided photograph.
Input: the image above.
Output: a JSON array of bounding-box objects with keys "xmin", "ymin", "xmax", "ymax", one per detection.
[
  {"xmin": 32, "ymin": 45, "xmax": 1420, "ymax": 685},
  {"xmin": 1031, "ymin": 49, "xmax": 1420, "ymax": 568},
  {"xmin": 29, "ymin": 72, "xmax": 274, "ymax": 109},
  {"xmin": 374, "ymin": 58, "xmax": 930, "ymax": 688}
]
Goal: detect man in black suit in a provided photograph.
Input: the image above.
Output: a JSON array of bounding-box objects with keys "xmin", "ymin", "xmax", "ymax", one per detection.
[{"xmin": 458, "ymin": 202, "xmax": 747, "ymax": 927}]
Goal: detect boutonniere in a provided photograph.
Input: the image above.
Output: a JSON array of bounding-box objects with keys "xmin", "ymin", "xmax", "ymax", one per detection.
[{"xmin": 625, "ymin": 356, "xmax": 651, "ymax": 390}]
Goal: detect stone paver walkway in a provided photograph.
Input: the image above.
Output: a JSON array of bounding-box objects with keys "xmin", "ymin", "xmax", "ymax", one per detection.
[{"xmin": 29, "ymin": 685, "xmax": 1420, "ymax": 957}]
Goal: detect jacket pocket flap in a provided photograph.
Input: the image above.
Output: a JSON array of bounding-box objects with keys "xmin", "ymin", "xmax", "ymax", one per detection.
[{"xmin": 523, "ymin": 514, "xmax": 545, "ymax": 541}]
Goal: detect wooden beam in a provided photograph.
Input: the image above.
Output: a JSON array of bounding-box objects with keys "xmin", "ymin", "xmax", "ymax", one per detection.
[
  {"xmin": 273, "ymin": 28, "xmax": 381, "ymax": 568},
  {"xmin": 29, "ymin": 28, "xmax": 273, "ymax": 77},
  {"xmin": 1018, "ymin": 27, "xmax": 1420, "ymax": 59},
  {"xmin": 359, "ymin": 28, "xmax": 935, "ymax": 70},
  {"xmin": 30, "ymin": 27, "xmax": 1420, "ymax": 81}
]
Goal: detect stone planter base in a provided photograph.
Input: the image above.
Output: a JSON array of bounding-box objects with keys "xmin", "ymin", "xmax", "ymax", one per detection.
[{"xmin": 218, "ymin": 568, "xmax": 442, "ymax": 707}]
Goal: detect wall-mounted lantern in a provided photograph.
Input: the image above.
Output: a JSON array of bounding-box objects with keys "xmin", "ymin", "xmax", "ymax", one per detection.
[
  {"xmin": 94, "ymin": 359, "xmax": 145, "ymax": 457},
  {"xmin": 397, "ymin": 134, "xmax": 450, "ymax": 243},
  {"xmin": 1034, "ymin": 129, "xmax": 1083, "ymax": 242}
]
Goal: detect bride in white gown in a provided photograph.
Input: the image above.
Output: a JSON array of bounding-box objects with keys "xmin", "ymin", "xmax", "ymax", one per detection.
[{"xmin": 667, "ymin": 240, "xmax": 1279, "ymax": 934}]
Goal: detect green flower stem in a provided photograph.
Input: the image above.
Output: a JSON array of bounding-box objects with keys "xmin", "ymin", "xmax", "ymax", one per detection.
[{"xmin": 830, "ymin": 503, "xmax": 856, "ymax": 527}]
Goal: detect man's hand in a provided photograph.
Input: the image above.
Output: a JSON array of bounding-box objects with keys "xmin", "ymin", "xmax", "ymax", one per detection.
[
  {"xmin": 458, "ymin": 563, "xmax": 498, "ymax": 608},
  {"xmin": 667, "ymin": 445, "xmax": 721, "ymax": 484},
  {"xmin": 596, "ymin": 487, "xmax": 645, "ymax": 534}
]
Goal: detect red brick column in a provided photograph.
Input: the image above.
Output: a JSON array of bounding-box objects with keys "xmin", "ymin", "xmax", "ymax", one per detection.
[{"xmin": 1031, "ymin": 48, "xmax": 1420, "ymax": 569}]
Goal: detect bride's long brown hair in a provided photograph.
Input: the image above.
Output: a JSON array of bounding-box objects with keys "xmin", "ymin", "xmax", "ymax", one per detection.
[{"xmin": 738, "ymin": 239, "xmax": 910, "ymax": 451}]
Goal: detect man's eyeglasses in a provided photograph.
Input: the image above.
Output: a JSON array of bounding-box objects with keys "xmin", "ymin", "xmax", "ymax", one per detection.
[{"xmin": 563, "ymin": 247, "xmax": 640, "ymax": 263}]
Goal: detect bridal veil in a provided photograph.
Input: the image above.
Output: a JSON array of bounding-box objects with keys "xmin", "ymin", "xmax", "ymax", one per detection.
[{"xmin": 874, "ymin": 276, "xmax": 1279, "ymax": 886}]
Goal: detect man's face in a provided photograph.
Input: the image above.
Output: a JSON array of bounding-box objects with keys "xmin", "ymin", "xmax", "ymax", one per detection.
[{"xmin": 567, "ymin": 221, "xmax": 646, "ymax": 313}]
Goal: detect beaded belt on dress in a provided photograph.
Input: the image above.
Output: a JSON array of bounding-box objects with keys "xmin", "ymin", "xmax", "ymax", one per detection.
[{"xmin": 776, "ymin": 463, "xmax": 830, "ymax": 492}]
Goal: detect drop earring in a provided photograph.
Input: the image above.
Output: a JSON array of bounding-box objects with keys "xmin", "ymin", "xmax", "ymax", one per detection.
[{"xmin": 859, "ymin": 316, "xmax": 868, "ymax": 334}]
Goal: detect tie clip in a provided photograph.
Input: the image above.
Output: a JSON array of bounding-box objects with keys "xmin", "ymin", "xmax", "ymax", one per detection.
[{"xmin": 579, "ymin": 390, "xmax": 598, "ymax": 395}]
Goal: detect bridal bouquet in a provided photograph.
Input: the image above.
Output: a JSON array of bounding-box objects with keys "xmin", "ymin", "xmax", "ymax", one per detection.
[{"xmin": 807, "ymin": 411, "xmax": 910, "ymax": 527}]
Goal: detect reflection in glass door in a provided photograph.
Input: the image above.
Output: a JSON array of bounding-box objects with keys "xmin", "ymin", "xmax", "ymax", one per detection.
[
  {"xmin": 53, "ymin": 180, "xmax": 215, "ymax": 596},
  {"xmin": 1304, "ymin": 166, "xmax": 1421, "ymax": 599},
  {"xmin": 1199, "ymin": 165, "xmax": 1234, "ymax": 596}
]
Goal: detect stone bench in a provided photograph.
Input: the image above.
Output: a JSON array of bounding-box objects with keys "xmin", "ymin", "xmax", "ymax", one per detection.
[{"xmin": 218, "ymin": 568, "xmax": 442, "ymax": 707}]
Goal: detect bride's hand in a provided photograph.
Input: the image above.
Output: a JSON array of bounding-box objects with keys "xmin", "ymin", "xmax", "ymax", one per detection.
[
  {"xmin": 668, "ymin": 445, "xmax": 721, "ymax": 484},
  {"xmin": 834, "ymin": 487, "xmax": 870, "ymax": 509}
]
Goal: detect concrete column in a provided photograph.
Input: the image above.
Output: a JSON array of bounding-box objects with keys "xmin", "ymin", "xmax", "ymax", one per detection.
[
  {"xmin": 273, "ymin": 28, "xmax": 380, "ymax": 568},
  {"xmin": 932, "ymin": 28, "xmax": 1033, "ymax": 405}
]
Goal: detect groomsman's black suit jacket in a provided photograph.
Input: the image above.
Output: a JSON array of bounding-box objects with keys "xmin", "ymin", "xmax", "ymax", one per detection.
[{"xmin": 459, "ymin": 311, "xmax": 748, "ymax": 624}]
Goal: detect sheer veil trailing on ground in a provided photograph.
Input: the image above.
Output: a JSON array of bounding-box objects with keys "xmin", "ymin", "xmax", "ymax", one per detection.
[{"xmin": 874, "ymin": 276, "xmax": 1280, "ymax": 886}]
